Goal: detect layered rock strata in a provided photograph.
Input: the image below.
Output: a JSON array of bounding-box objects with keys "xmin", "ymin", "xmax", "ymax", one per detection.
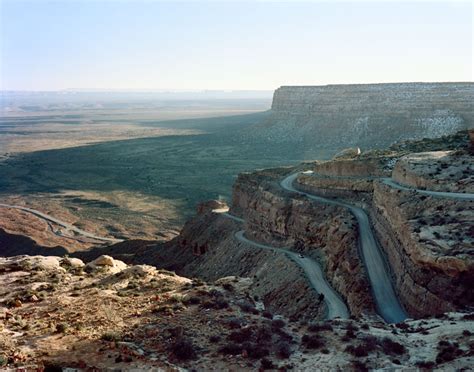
[
  {"xmin": 251, "ymin": 83, "xmax": 474, "ymax": 149},
  {"xmin": 371, "ymin": 182, "xmax": 473, "ymax": 316}
]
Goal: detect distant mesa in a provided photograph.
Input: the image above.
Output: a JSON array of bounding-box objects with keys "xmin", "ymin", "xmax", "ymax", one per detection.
[{"xmin": 246, "ymin": 82, "xmax": 474, "ymax": 150}]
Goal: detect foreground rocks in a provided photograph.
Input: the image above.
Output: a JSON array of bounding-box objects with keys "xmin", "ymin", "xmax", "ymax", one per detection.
[{"xmin": 1, "ymin": 254, "xmax": 473, "ymax": 371}]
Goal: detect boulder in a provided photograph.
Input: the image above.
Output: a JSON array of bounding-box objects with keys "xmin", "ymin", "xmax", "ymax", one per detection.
[
  {"xmin": 90, "ymin": 255, "xmax": 115, "ymax": 266},
  {"xmin": 196, "ymin": 200, "xmax": 228, "ymax": 214},
  {"xmin": 61, "ymin": 257, "xmax": 85, "ymax": 268},
  {"xmin": 85, "ymin": 255, "xmax": 127, "ymax": 274}
]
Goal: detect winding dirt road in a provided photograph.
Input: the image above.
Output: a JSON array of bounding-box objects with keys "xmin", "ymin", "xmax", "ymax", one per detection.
[
  {"xmin": 234, "ymin": 230, "xmax": 349, "ymax": 319},
  {"xmin": 381, "ymin": 178, "xmax": 474, "ymax": 200},
  {"xmin": 280, "ymin": 173, "xmax": 408, "ymax": 323},
  {"xmin": 213, "ymin": 208, "xmax": 349, "ymax": 319},
  {"xmin": 0, "ymin": 203, "xmax": 123, "ymax": 244}
]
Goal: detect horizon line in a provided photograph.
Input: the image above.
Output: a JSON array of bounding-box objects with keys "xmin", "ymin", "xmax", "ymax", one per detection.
[{"xmin": 2, "ymin": 81, "xmax": 474, "ymax": 94}]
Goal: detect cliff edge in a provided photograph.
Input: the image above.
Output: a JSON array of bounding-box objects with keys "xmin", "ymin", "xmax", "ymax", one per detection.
[{"xmin": 246, "ymin": 83, "xmax": 474, "ymax": 150}]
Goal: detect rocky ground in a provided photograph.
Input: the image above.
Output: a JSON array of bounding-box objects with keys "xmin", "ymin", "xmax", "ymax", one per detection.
[
  {"xmin": 1, "ymin": 255, "xmax": 473, "ymax": 371},
  {"xmin": 392, "ymin": 150, "xmax": 473, "ymax": 193}
]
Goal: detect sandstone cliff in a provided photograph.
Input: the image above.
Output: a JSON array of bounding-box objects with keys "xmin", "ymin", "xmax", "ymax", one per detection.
[
  {"xmin": 248, "ymin": 83, "xmax": 474, "ymax": 150},
  {"xmin": 371, "ymin": 182, "xmax": 473, "ymax": 316},
  {"xmin": 137, "ymin": 166, "xmax": 375, "ymax": 320}
]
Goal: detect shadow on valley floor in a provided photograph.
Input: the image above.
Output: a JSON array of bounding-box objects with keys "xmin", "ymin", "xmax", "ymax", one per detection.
[
  {"xmin": 0, "ymin": 229, "xmax": 69, "ymax": 257},
  {"xmin": 0, "ymin": 112, "xmax": 335, "ymax": 222}
]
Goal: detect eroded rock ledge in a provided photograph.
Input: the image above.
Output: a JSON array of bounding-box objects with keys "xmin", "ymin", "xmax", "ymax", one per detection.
[
  {"xmin": 371, "ymin": 182, "xmax": 473, "ymax": 316},
  {"xmin": 294, "ymin": 134, "xmax": 473, "ymax": 317}
]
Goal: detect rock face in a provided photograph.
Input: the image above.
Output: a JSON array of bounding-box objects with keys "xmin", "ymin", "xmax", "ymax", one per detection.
[
  {"xmin": 131, "ymin": 167, "xmax": 375, "ymax": 319},
  {"xmin": 314, "ymin": 156, "xmax": 392, "ymax": 178},
  {"xmin": 371, "ymin": 182, "xmax": 473, "ymax": 316},
  {"xmin": 251, "ymin": 83, "xmax": 474, "ymax": 149}
]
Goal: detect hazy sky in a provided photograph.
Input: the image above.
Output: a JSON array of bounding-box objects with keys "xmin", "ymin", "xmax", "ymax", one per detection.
[{"xmin": 1, "ymin": 0, "xmax": 472, "ymax": 90}]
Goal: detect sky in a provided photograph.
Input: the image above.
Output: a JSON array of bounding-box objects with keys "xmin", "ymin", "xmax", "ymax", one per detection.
[{"xmin": 0, "ymin": 0, "xmax": 472, "ymax": 91}]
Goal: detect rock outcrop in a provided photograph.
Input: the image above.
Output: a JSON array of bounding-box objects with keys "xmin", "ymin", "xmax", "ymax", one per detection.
[
  {"xmin": 392, "ymin": 151, "xmax": 473, "ymax": 193},
  {"xmin": 371, "ymin": 182, "xmax": 473, "ymax": 316}
]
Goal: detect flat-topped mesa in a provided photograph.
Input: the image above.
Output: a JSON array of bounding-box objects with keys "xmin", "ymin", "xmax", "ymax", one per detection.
[
  {"xmin": 262, "ymin": 83, "xmax": 474, "ymax": 149},
  {"xmin": 272, "ymin": 83, "xmax": 474, "ymax": 112}
]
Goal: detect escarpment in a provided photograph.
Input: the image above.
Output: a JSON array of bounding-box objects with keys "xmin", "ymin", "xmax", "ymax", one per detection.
[
  {"xmin": 371, "ymin": 182, "xmax": 474, "ymax": 316},
  {"xmin": 248, "ymin": 83, "xmax": 474, "ymax": 150},
  {"xmin": 294, "ymin": 136, "xmax": 473, "ymax": 317},
  {"xmin": 148, "ymin": 167, "xmax": 374, "ymax": 319},
  {"xmin": 136, "ymin": 164, "xmax": 376, "ymax": 319},
  {"xmin": 118, "ymin": 130, "xmax": 472, "ymax": 322}
]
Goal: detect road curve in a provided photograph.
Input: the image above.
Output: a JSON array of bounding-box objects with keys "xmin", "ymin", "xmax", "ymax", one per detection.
[
  {"xmin": 280, "ymin": 173, "xmax": 407, "ymax": 323},
  {"xmin": 381, "ymin": 178, "xmax": 474, "ymax": 200},
  {"xmin": 213, "ymin": 208, "xmax": 349, "ymax": 320},
  {"xmin": 0, "ymin": 203, "xmax": 123, "ymax": 244},
  {"xmin": 234, "ymin": 230, "xmax": 349, "ymax": 320}
]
